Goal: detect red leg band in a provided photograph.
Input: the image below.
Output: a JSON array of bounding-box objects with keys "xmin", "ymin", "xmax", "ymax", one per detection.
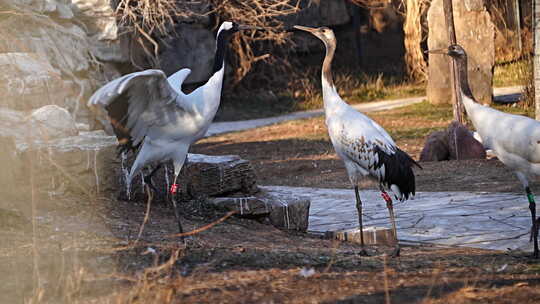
[{"xmin": 170, "ymin": 183, "xmax": 179, "ymax": 194}]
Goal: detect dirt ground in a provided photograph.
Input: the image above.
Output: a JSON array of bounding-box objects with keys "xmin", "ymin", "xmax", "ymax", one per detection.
[{"xmin": 3, "ymin": 107, "xmax": 540, "ymax": 303}]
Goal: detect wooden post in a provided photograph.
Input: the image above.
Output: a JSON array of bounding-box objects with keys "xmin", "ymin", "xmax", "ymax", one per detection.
[
  {"xmin": 513, "ymin": 0, "xmax": 522, "ymax": 56},
  {"xmin": 535, "ymin": 0, "xmax": 540, "ymax": 120},
  {"xmin": 442, "ymin": 0, "xmax": 465, "ymax": 124}
]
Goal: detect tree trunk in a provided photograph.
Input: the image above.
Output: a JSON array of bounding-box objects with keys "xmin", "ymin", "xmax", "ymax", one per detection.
[
  {"xmin": 403, "ymin": 0, "xmax": 427, "ymax": 81},
  {"xmin": 535, "ymin": 0, "xmax": 540, "ymax": 120}
]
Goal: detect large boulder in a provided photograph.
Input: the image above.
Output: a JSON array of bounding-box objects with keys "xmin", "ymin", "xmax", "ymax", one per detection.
[
  {"xmin": 446, "ymin": 121, "xmax": 486, "ymax": 160},
  {"xmin": 427, "ymin": 0, "xmax": 495, "ymax": 105},
  {"xmin": 29, "ymin": 105, "xmax": 79, "ymax": 140},
  {"xmin": 419, "ymin": 130, "xmax": 449, "ymax": 162},
  {"xmin": 420, "ymin": 122, "xmax": 486, "ymax": 162}
]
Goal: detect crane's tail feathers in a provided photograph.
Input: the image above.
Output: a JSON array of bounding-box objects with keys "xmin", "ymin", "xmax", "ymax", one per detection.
[{"xmin": 375, "ymin": 147, "xmax": 419, "ymax": 201}]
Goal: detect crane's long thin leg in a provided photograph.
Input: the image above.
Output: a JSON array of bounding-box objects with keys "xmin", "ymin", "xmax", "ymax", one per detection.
[
  {"xmin": 381, "ymin": 189, "xmax": 400, "ymax": 257},
  {"xmin": 354, "ymin": 186, "xmax": 369, "ymax": 256},
  {"xmin": 525, "ymin": 187, "xmax": 539, "ymax": 259},
  {"xmin": 169, "ymin": 173, "xmax": 184, "ymax": 243},
  {"xmin": 517, "ymin": 172, "xmax": 538, "ymax": 258}
]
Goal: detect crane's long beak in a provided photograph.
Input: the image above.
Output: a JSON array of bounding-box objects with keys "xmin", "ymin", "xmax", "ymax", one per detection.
[
  {"xmin": 238, "ymin": 24, "xmax": 265, "ymax": 31},
  {"xmin": 293, "ymin": 25, "xmax": 317, "ymax": 33},
  {"xmin": 425, "ymin": 48, "xmax": 448, "ymax": 55}
]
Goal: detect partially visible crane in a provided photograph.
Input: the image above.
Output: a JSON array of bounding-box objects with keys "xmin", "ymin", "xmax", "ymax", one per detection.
[
  {"xmin": 88, "ymin": 21, "xmax": 259, "ymax": 236},
  {"xmin": 294, "ymin": 25, "xmax": 420, "ymax": 257},
  {"xmin": 429, "ymin": 44, "xmax": 540, "ymax": 258}
]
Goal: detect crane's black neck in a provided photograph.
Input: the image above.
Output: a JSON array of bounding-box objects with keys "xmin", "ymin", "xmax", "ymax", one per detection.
[
  {"xmin": 453, "ymin": 55, "xmax": 475, "ymax": 101},
  {"xmin": 212, "ymin": 29, "xmax": 234, "ymax": 74},
  {"xmin": 322, "ymin": 40, "xmax": 336, "ymax": 87}
]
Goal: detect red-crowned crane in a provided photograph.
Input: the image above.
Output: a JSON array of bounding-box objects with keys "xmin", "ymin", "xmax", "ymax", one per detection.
[
  {"xmin": 428, "ymin": 44, "xmax": 540, "ymax": 258},
  {"xmin": 294, "ymin": 25, "xmax": 420, "ymax": 257},
  {"xmin": 88, "ymin": 21, "xmax": 259, "ymax": 236}
]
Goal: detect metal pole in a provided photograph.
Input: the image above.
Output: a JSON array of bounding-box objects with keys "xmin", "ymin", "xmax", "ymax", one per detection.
[{"xmin": 442, "ymin": 0, "xmax": 465, "ymax": 124}]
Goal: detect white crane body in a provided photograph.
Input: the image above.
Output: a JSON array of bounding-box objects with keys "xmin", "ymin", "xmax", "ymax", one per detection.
[
  {"xmin": 88, "ymin": 21, "xmax": 256, "ymax": 237},
  {"xmin": 428, "ymin": 44, "xmax": 540, "ymax": 258},
  {"xmin": 295, "ymin": 25, "xmax": 419, "ymax": 256}
]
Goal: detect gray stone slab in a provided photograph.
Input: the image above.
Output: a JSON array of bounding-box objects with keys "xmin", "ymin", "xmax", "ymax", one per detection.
[{"xmin": 262, "ymin": 186, "xmax": 534, "ymax": 253}]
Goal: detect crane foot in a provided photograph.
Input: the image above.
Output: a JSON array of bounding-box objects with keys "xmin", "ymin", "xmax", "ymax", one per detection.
[{"xmin": 390, "ymin": 246, "xmax": 400, "ymax": 258}]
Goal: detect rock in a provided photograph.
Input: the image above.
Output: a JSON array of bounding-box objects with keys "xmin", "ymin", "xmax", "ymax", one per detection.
[
  {"xmin": 29, "ymin": 105, "xmax": 78, "ymax": 140},
  {"xmin": 320, "ymin": 0, "xmax": 350, "ymax": 26},
  {"xmin": 427, "ymin": 0, "xmax": 495, "ymax": 105},
  {"xmin": 0, "ymin": 108, "xmax": 26, "ymax": 139},
  {"xmin": 115, "ymin": 153, "xmax": 259, "ymax": 201},
  {"xmin": 0, "ymin": 136, "xmax": 20, "ymax": 200},
  {"xmin": 0, "ymin": 53, "xmax": 65, "ymax": 110},
  {"xmin": 327, "ymin": 227, "xmax": 396, "ymax": 246},
  {"xmin": 180, "ymin": 154, "xmax": 258, "ymax": 197},
  {"xmin": 16, "ymin": 131, "xmax": 119, "ymax": 197},
  {"xmin": 91, "ymin": 40, "xmax": 126, "ymax": 63},
  {"xmin": 209, "ymin": 191, "xmax": 311, "ymax": 231},
  {"xmin": 446, "ymin": 121, "xmax": 486, "ymax": 160},
  {"xmin": 267, "ymin": 193, "xmax": 310, "ymax": 231},
  {"xmin": 0, "ymin": 208, "xmax": 30, "ymax": 230},
  {"xmin": 420, "ymin": 130, "xmax": 449, "ymax": 161},
  {"xmin": 158, "ymin": 25, "xmax": 215, "ymax": 84},
  {"xmin": 71, "ymin": 0, "xmax": 118, "ymax": 40}
]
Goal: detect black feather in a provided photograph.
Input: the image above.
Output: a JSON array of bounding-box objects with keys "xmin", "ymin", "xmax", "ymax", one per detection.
[
  {"xmin": 373, "ymin": 146, "xmax": 421, "ymax": 200},
  {"xmin": 104, "ymin": 93, "xmax": 140, "ymax": 156}
]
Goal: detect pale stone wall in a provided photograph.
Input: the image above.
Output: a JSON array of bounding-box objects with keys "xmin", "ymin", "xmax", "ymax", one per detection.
[{"xmin": 427, "ymin": 0, "xmax": 495, "ymax": 105}]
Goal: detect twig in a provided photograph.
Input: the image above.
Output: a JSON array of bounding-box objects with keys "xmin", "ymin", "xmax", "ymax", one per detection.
[
  {"xmin": 135, "ymin": 184, "xmax": 154, "ymax": 243},
  {"xmin": 167, "ymin": 211, "xmax": 237, "ymax": 238}
]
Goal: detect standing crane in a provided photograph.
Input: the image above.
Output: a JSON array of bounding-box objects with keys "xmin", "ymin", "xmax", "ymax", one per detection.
[
  {"xmin": 88, "ymin": 21, "xmax": 259, "ymax": 236},
  {"xmin": 294, "ymin": 25, "xmax": 420, "ymax": 257},
  {"xmin": 428, "ymin": 44, "xmax": 540, "ymax": 258}
]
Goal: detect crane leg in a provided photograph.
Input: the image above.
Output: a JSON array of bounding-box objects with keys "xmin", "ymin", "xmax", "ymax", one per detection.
[
  {"xmin": 169, "ymin": 173, "xmax": 185, "ymax": 243},
  {"xmin": 525, "ymin": 187, "xmax": 539, "ymax": 259},
  {"xmin": 381, "ymin": 189, "xmax": 400, "ymax": 257},
  {"xmin": 354, "ymin": 186, "xmax": 369, "ymax": 256},
  {"xmin": 143, "ymin": 164, "xmax": 163, "ymax": 194}
]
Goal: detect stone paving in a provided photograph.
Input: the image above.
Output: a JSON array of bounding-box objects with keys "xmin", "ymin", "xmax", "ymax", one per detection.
[
  {"xmin": 263, "ymin": 186, "xmax": 534, "ymax": 253},
  {"xmin": 208, "ymin": 85, "xmax": 528, "ymax": 253}
]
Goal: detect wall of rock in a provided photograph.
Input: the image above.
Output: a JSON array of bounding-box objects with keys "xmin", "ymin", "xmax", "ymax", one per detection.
[
  {"xmin": 0, "ymin": 0, "xmax": 124, "ymax": 127},
  {"xmin": 427, "ymin": 0, "xmax": 495, "ymax": 105}
]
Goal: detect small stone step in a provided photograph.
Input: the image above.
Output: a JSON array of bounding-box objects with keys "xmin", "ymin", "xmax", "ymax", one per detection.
[
  {"xmin": 208, "ymin": 191, "xmax": 310, "ymax": 231},
  {"xmin": 327, "ymin": 227, "xmax": 396, "ymax": 246}
]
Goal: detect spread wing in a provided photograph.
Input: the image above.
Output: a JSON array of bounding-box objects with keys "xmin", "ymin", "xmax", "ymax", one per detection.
[{"xmin": 88, "ymin": 69, "xmax": 191, "ymax": 152}]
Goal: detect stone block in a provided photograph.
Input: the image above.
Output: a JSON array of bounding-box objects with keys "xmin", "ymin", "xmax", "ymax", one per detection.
[
  {"xmin": 181, "ymin": 154, "xmax": 259, "ymax": 197},
  {"xmin": 327, "ymin": 227, "xmax": 396, "ymax": 246},
  {"xmin": 209, "ymin": 191, "xmax": 311, "ymax": 231},
  {"xmin": 267, "ymin": 194, "xmax": 310, "ymax": 231},
  {"xmin": 427, "ymin": 0, "xmax": 494, "ymax": 105},
  {"xmin": 116, "ymin": 154, "xmax": 259, "ymax": 201}
]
